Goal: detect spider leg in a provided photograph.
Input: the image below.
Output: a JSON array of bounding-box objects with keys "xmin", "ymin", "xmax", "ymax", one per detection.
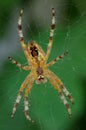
[
  {"xmin": 47, "ymin": 70, "xmax": 74, "ymax": 103},
  {"xmin": 46, "ymin": 70, "xmax": 73, "ymax": 118},
  {"xmin": 45, "ymin": 7, "xmax": 55, "ymax": 61},
  {"xmin": 18, "ymin": 9, "xmax": 30, "ymax": 60},
  {"xmin": 8, "ymin": 57, "xmax": 31, "ymax": 70},
  {"xmin": 59, "ymin": 90, "xmax": 72, "ymax": 118},
  {"xmin": 11, "ymin": 90, "xmax": 22, "ymax": 118},
  {"xmin": 11, "ymin": 73, "xmax": 32, "ymax": 117},
  {"xmin": 47, "ymin": 51, "xmax": 68, "ymax": 67},
  {"xmin": 24, "ymin": 80, "xmax": 34, "ymax": 122},
  {"xmin": 60, "ymin": 84, "xmax": 74, "ymax": 104},
  {"xmin": 55, "ymin": 76, "xmax": 74, "ymax": 104}
]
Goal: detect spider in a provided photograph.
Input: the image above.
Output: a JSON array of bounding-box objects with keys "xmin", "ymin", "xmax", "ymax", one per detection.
[{"xmin": 8, "ymin": 8, "xmax": 74, "ymax": 122}]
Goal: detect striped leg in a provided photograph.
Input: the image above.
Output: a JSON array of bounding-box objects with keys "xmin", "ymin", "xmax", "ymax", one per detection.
[
  {"xmin": 52, "ymin": 71, "xmax": 74, "ymax": 104},
  {"xmin": 59, "ymin": 91, "xmax": 72, "ymax": 118},
  {"xmin": 18, "ymin": 9, "xmax": 30, "ymax": 60},
  {"xmin": 24, "ymin": 81, "xmax": 34, "ymax": 122},
  {"xmin": 11, "ymin": 90, "xmax": 22, "ymax": 117},
  {"xmin": 47, "ymin": 51, "xmax": 68, "ymax": 67},
  {"xmin": 8, "ymin": 57, "xmax": 31, "ymax": 70},
  {"xmin": 60, "ymin": 84, "xmax": 74, "ymax": 104},
  {"xmin": 11, "ymin": 74, "xmax": 32, "ymax": 117},
  {"xmin": 18, "ymin": 9, "xmax": 25, "ymax": 48},
  {"xmin": 47, "ymin": 70, "xmax": 74, "ymax": 104},
  {"xmin": 47, "ymin": 70, "xmax": 72, "ymax": 118},
  {"xmin": 45, "ymin": 7, "xmax": 55, "ymax": 61}
]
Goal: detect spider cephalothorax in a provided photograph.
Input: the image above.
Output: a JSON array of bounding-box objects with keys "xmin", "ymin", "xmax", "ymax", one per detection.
[{"xmin": 9, "ymin": 8, "xmax": 74, "ymax": 122}]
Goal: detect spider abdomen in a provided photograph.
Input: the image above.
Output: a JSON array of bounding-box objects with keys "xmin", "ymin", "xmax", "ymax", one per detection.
[{"xmin": 30, "ymin": 43, "xmax": 38, "ymax": 57}]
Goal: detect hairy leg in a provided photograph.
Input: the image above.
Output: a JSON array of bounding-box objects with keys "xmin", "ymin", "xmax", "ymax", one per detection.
[
  {"xmin": 46, "ymin": 70, "xmax": 73, "ymax": 117},
  {"xmin": 18, "ymin": 9, "xmax": 30, "ymax": 60},
  {"xmin": 60, "ymin": 84, "xmax": 74, "ymax": 104},
  {"xmin": 24, "ymin": 79, "xmax": 34, "ymax": 122},
  {"xmin": 11, "ymin": 73, "xmax": 32, "ymax": 117},
  {"xmin": 47, "ymin": 51, "xmax": 68, "ymax": 67},
  {"xmin": 8, "ymin": 57, "xmax": 31, "ymax": 70},
  {"xmin": 47, "ymin": 70, "xmax": 74, "ymax": 103},
  {"xmin": 45, "ymin": 7, "xmax": 55, "ymax": 61}
]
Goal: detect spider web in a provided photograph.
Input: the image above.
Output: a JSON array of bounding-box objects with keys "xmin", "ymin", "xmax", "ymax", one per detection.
[{"xmin": 0, "ymin": 0, "xmax": 86, "ymax": 130}]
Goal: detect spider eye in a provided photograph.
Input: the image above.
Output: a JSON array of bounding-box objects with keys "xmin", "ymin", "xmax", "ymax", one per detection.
[
  {"xmin": 38, "ymin": 75, "xmax": 44, "ymax": 80},
  {"xmin": 36, "ymin": 75, "xmax": 47, "ymax": 84}
]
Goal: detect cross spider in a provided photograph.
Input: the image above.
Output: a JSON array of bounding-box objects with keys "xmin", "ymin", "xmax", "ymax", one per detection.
[{"xmin": 9, "ymin": 8, "xmax": 74, "ymax": 122}]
